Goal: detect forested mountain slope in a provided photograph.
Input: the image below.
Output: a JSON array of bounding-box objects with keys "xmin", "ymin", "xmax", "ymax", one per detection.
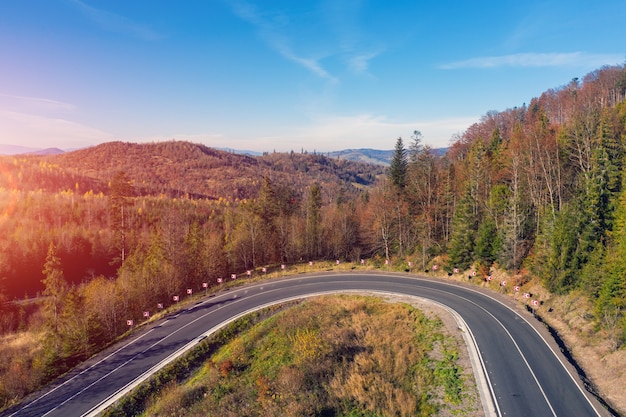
[
  {"xmin": 1, "ymin": 64, "xmax": 626, "ymax": 415},
  {"xmin": 0, "ymin": 142, "xmax": 383, "ymax": 299},
  {"xmin": 48, "ymin": 141, "xmax": 383, "ymax": 200}
]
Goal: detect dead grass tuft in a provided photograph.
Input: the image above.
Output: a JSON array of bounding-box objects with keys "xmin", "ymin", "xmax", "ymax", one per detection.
[{"xmin": 0, "ymin": 331, "xmax": 45, "ymax": 409}]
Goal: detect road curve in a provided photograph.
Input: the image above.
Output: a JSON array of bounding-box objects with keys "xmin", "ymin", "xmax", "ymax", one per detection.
[{"xmin": 1, "ymin": 272, "xmax": 609, "ymax": 417}]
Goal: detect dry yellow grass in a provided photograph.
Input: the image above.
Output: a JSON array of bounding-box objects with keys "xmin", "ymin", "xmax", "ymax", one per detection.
[
  {"xmin": 0, "ymin": 331, "xmax": 45, "ymax": 409},
  {"xmin": 135, "ymin": 295, "xmax": 481, "ymax": 417}
]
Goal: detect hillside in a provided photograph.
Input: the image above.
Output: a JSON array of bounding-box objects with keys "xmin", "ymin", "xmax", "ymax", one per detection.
[
  {"xmin": 48, "ymin": 141, "xmax": 385, "ymax": 200},
  {"xmin": 0, "ymin": 142, "xmax": 450, "ymax": 167},
  {"xmin": 0, "ymin": 141, "xmax": 385, "ymax": 300}
]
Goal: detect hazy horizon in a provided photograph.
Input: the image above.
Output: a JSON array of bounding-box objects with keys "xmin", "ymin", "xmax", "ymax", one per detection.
[{"xmin": 1, "ymin": 1, "xmax": 624, "ymax": 152}]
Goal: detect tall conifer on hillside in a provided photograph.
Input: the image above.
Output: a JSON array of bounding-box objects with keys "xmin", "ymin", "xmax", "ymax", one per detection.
[
  {"xmin": 305, "ymin": 183, "xmax": 323, "ymax": 259},
  {"xmin": 595, "ymin": 175, "xmax": 626, "ymax": 346},
  {"xmin": 42, "ymin": 243, "xmax": 68, "ymax": 352},
  {"xmin": 389, "ymin": 137, "xmax": 408, "ymax": 190},
  {"xmin": 447, "ymin": 191, "xmax": 476, "ymax": 271}
]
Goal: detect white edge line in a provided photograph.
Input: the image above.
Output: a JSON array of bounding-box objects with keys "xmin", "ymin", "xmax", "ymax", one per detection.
[
  {"xmin": 14, "ymin": 272, "xmax": 600, "ymax": 417},
  {"xmin": 417, "ymin": 275, "xmax": 605, "ymax": 417},
  {"xmin": 410, "ymin": 295, "xmax": 501, "ymax": 417},
  {"xmin": 84, "ymin": 290, "xmax": 499, "ymax": 417},
  {"xmin": 454, "ymin": 291, "xmax": 558, "ymax": 416},
  {"xmin": 321, "ymin": 271, "xmax": 605, "ymax": 417},
  {"xmin": 7, "ymin": 328, "xmax": 156, "ymax": 417}
]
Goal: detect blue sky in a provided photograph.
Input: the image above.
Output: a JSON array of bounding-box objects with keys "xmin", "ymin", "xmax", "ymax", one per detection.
[{"xmin": 0, "ymin": 0, "xmax": 624, "ymax": 152}]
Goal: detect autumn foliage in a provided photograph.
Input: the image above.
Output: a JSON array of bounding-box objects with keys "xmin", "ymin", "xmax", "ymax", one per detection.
[{"xmin": 1, "ymin": 63, "xmax": 626, "ymax": 411}]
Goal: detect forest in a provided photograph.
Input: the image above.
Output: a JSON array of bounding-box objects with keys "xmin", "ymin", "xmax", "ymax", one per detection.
[{"xmin": 1, "ymin": 63, "xmax": 626, "ymax": 411}]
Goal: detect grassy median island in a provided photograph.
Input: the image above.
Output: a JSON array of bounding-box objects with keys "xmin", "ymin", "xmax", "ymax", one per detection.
[{"xmin": 104, "ymin": 295, "xmax": 480, "ymax": 417}]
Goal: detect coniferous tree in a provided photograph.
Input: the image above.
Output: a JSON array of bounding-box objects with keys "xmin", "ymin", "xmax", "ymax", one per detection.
[
  {"xmin": 595, "ymin": 177, "xmax": 626, "ymax": 345},
  {"xmin": 535, "ymin": 204, "xmax": 579, "ymax": 292},
  {"xmin": 447, "ymin": 191, "xmax": 476, "ymax": 271},
  {"xmin": 305, "ymin": 183, "xmax": 323, "ymax": 259},
  {"xmin": 539, "ymin": 138, "xmax": 618, "ymax": 292},
  {"xmin": 228, "ymin": 205, "xmax": 262, "ymax": 269},
  {"xmin": 498, "ymin": 183, "xmax": 532, "ymax": 271},
  {"xmin": 183, "ymin": 221, "xmax": 208, "ymax": 288},
  {"xmin": 255, "ymin": 176, "xmax": 280, "ymax": 262},
  {"xmin": 42, "ymin": 243, "xmax": 68, "ymax": 351},
  {"xmin": 58, "ymin": 287, "xmax": 94, "ymax": 359},
  {"xmin": 597, "ymin": 111, "xmax": 623, "ymax": 194},
  {"xmin": 389, "ymin": 137, "xmax": 408, "ymax": 190},
  {"xmin": 205, "ymin": 230, "xmax": 229, "ymax": 280},
  {"xmin": 406, "ymin": 138, "xmax": 441, "ymax": 260},
  {"xmin": 475, "ymin": 218, "xmax": 499, "ymax": 268}
]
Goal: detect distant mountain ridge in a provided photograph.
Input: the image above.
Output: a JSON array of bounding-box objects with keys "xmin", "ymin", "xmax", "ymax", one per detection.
[
  {"xmin": 1, "ymin": 143, "xmax": 447, "ymax": 165},
  {"xmin": 30, "ymin": 147, "xmax": 65, "ymax": 155},
  {"xmin": 0, "ymin": 144, "xmax": 64, "ymax": 155},
  {"xmin": 327, "ymin": 148, "xmax": 393, "ymax": 165},
  {"xmin": 220, "ymin": 147, "xmax": 448, "ymax": 166}
]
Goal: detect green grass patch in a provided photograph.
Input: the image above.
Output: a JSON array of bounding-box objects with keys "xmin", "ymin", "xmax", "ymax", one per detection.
[{"xmin": 103, "ymin": 295, "xmax": 479, "ymax": 417}]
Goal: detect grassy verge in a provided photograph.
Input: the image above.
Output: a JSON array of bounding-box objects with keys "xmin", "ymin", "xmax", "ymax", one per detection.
[{"xmin": 102, "ymin": 295, "xmax": 480, "ymax": 417}]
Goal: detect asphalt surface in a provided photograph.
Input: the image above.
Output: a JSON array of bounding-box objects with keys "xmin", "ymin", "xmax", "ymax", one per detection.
[{"xmin": 1, "ymin": 272, "xmax": 609, "ymax": 417}]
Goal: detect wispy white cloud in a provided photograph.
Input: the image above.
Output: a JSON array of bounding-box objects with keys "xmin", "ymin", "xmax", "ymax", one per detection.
[
  {"xmin": 347, "ymin": 50, "xmax": 381, "ymax": 75},
  {"xmin": 0, "ymin": 93, "xmax": 75, "ymax": 112},
  {"xmin": 226, "ymin": 0, "xmax": 385, "ymax": 81},
  {"xmin": 243, "ymin": 114, "xmax": 478, "ymax": 151},
  {"xmin": 273, "ymin": 40, "xmax": 337, "ymax": 82},
  {"xmin": 227, "ymin": 0, "xmax": 338, "ymax": 83},
  {"xmin": 0, "ymin": 111, "xmax": 114, "ymax": 149},
  {"xmin": 129, "ymin": 114, "xmax": 476, "ymax": 153},
  {"xmin": 68, "ymin": 0, "xmax": 162, "ymax": 41},
  {"xmin": 439, "ymin": 52, "xmax": 624, "ymax": 69},
  {"xmin": 320, "ymin": 0, "xmax": 384, "ymax": 77}
]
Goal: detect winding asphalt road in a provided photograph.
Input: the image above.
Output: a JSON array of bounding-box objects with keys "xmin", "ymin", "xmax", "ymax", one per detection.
[{"xmin": 1, "ymin": 272, "xmax": 610, "ymax": 417}]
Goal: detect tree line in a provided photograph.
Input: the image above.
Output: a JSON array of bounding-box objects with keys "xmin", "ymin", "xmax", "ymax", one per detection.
[
  {"xmin": 1, "ymin": 63, "xmax": 626, "ymax": 410},
  {"xmin": 383, "ymin": 64, "xmax": 626, "ymax": 345}
]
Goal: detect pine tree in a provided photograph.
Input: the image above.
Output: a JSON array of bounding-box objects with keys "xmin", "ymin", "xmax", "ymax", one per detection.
[
  {"xmin": 42, "ymin": 242, "xmax": 68, "ymax": 351},
  {"xmin": 544, "ymin": 144, "xmax": 616, "ymax": 292},
  {"xmin": 305, "ymin": 183, "xmax": 323, "ymax": 259},
  {"xmin": 447, "ymin": 191, "xmax": 476, "ymax": 270},
  {"xmin": 254, "ymin": 176, "xmax": 279, "ymax": 262},
  {"xmin": 389, "ymin": 137, "xmax": 408, "ymax": 190},
  {"xmin": 183, "ymin": 221, "xmax": 207, "ymax": 288},
  {"xmin": 475, "ymin": 218, "xmax": 499, "ymax": 268},
  {"xmin": 536, "ymin": 204, "xmax": 579, "ymax": 292},
  {"xmin": 597, "ymin": 111, "xmax": 622, "ymax": 194},
  {"xmin": 256, "ymin": 176, "xmax": 278, "ymax": 221},
  {"xmin": 593, "ymin": 173, "xmax": 626, "ymax": 345}
]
